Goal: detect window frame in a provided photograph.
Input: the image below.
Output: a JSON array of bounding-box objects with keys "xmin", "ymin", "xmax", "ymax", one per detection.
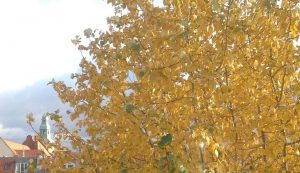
[{"xmin": 3, "ymin": 162, "xmax": 11, "ymax": 170}]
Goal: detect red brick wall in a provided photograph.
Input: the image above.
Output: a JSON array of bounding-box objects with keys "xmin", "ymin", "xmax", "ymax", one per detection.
[{"xmin": 0, "ymin": 159, "xmax": 15, "ymax": 173}]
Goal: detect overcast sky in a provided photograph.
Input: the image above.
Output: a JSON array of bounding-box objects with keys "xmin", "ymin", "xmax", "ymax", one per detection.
[{"xmin": 0, "ymin": 0, "xmax": 113, "ymax": 143}]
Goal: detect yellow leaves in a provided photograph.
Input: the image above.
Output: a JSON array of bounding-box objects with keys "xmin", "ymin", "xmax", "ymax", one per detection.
[
  {"xmin": 208, "ymin": 138, "xmax": 216, "ymax": 151},
  {"xmin": 290, "ymin": 119, "xmax": 298, "ymax": 130},
  {"xmin": 159, "ymin": 30, "xmax": 171, "ymax": 40},
  {"xmin": 26, "ymin": 112, "xmax": 35, "ymax": 125},
  {"xmin": 194, "ymin": 0, "xmax": 206, "ymax": 12},
  {"xmin": 291, "ymin": 21, "xmax": 299, "ymax": 38},
  {"xmin": 296, "ymin": 149, "xmax": 300, "ymax": 156},
  {"xmin": 214, "ymin": 149, "xmax": 219, "ymax": 158},
  {"xmin": 148, "ymin": 70, "xmax": 169, "ymax": 84},
  {"xmin": 191, "ymin": 130, "xmax": 197, "ymax": 139},
  {"xmin": 253, "ymin": 60, "xmax": 259, "ymax": 70},
  {"xmin": 35, "ymin": 0, "xmax": 300, "ymax": 172},
  {"xmin": 257, "ymin": 15, "xmax": 266, "ymax": 25},
  {"xmin": 172, "ymin": 0, "xmax": 182, "ymax": 15}
]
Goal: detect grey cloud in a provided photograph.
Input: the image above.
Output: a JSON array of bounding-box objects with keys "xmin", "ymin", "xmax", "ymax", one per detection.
[
  {"xmin": 0, "ymin": 75, "xmax": 73, "ymax": 143},
  {"xmin": 0, "ymin": 123, "xmax": 28, "ymax": 142}
]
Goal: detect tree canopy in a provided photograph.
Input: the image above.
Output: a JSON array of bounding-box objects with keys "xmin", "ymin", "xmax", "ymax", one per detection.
[{"xmin": 30, "ymin": 0, "xmax": 300, "ymax": 172}]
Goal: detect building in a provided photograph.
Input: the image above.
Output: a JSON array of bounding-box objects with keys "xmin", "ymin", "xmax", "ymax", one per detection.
[
  {"xmin": 0, "ymin": 137, "xmax": 41, "ymax": 173},
  {"xmin": 39, "ymin": 115, "xmax": 53, "ymax": 143},
  {"xmin": 0, "ymin": 115, "xmax": 53, "ymax": 173}
]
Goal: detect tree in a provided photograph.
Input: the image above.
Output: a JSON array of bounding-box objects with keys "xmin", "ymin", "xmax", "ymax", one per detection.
[{"xmin": 29, "ymin": 0, "xmax": 300, "ymax": 172}]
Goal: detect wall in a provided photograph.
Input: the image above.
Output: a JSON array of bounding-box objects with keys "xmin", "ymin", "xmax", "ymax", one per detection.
[
  {"xmin": 0, "ymin": 158, "xmax": 16, "ymax": 173},
  {"xmin": 0, "ymin": 138, "xmax": 15, "ymax": 157}
]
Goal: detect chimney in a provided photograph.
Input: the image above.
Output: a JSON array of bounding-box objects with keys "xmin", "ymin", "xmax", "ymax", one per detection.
[{"xmin": 23, "ymin": 135, "xmax": 37, "ymax": 149}]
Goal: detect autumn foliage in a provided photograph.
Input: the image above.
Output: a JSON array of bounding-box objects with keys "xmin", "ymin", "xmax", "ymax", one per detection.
[{"xmin": 33, "ymin": 0, "xmax": 300, "ymax": 172}]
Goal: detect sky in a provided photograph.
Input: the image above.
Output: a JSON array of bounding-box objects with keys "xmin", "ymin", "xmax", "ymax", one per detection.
[{"xmin": 0, "ymin": 0, "xmax": 113, "ymax": 142}]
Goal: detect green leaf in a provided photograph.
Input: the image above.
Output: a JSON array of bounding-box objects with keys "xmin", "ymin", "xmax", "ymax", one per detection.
[
  {"xmin": 100, "ymin": 40, "xmax": 105, "ymax": 46},
  {"xmin": 158, "ymin": 134, "xmax": 172, "ymax": 149},
  {"xmin": 49, "ymin": 113, "xmax": 62, "ymax": 122},
  {"xmin": 212, "ymin": 1, "xmax": 220, "ymax": 12},
  {"xmin": 180, "ymin": 51, "xmax": 187, "ymax": 59},
  {"xmin": 125, "ymin": 104, "xmax": 134, "ymax": 113},
  {"xmin": 83, "ymin": 28, "xmax": 93, "ymax": 38},
  {"xmin": 121, "ymin": 162, "xmax": 127, "ymax": 173},
  {"xmin": 128, "ymin": 40, "xmax": 140, "ymax": 53},
  {"xmin": 71, "ymin": 35, "xmax": 81, "ymax": 45},
  {"xmin": 116, "ymin": 53, "xmax": 123, "ymax": 59},
  {"xmin": 209, "ymin": 127, "xmax": 214, "ymax": 134},
  {"xmin": 139, "ymin": 70, "xmax": 146, "ymax": 77}
]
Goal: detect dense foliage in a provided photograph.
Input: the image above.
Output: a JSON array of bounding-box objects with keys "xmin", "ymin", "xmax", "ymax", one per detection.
[{"xmin": 29, "ymin": 0, "xmax": 300, "ymax": 172}]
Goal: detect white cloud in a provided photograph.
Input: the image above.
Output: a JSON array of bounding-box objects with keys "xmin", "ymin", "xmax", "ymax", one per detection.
[
  {"xmin": 0, "ymin": 0, "xmax": 113, "ymax": 93},
  {"xmin": 0, "ymin": 123, "xmax": 27, "ymax": 142}
]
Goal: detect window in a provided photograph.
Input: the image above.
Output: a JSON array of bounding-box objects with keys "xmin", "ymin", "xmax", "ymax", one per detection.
[
  {"xmin": 63, "ymin": 163, "xmax": 75, "ymax": 169},
  {"xmin": 15, "ymin": 164, "xmax": 20, "ymax": 172},
  {"xmin": 15, "ymin": 163, "xmax": 28, "ymax": 173},
  {"xmin": 4, "ymin": 163, "xmax": 11, "ymax": 170},
  {"xmin": 21, "ymin": 163, "xmax": 24, "ymax": 171}
]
